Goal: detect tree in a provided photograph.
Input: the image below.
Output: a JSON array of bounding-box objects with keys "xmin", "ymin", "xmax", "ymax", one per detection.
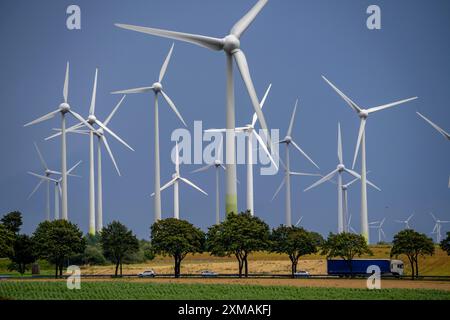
[
  {"xmin": 1, "ymin": 211, "xmax": 23, "ymax": 234},
  {"xmin": 270, "ymin": 226, "xmax": 318, "ymax": 277},
  {"xmin": 0, "ymin": 224, "xmax": 15, "ymax": 258},
  {"xmin": 33, "ymin": 220, "xmax": 86, "ymax": 278},
  {"xmin": 440, "ymin": 232, "xmax": 450, "ymax": 255},
  {"xmin": 151, "ymin": 218, "xmax": 204, "ymax": 278},
  {"xmin": 321, "ymin": 232, "xmax": 372, "ymax": 276},
  {"xmin": 391, "ymin": 229, "xmax": 435, "ymax": 280},
  {"xmin": 7, "ymin": 234, "xmax": 37, "ymax": 275},
  {"xmin": 206, "ymin": 212, "xmax": 270, "ymax": 278},
  {"xmin": 100, "ymin": 221, "xmax": 139, "ymax": 277}
]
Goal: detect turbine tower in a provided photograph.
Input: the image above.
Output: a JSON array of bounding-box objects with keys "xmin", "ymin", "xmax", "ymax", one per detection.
[
  {"xmin": 28, "ymin": 161, "xmax": 82, "ymax": 220},
  {"xmin": 369, "ymin": 218, "xmax": 386, "ymax": 243},
  {"xmin": 115, "ymin": 0, "xmax": 272, "ymax": 216},
  {"xmin": 322, "ymin": 75, "xmax": 417, "ymax": 242},
  {"xmin": 191, "ymin": 136, "xmax": 226, "ymax": 224},
  {"xmin": 24, "ymin": 62, "xmax": 96, "ymax": 220},
  {"xmin": 430, "ymin": 212, "xmax": 450, "ymax": 243},
  {"xmin": 273, "ymin": 100, "xmax": 320, "ymax": 226},
  {"xmin": 112, "ymin": 44, "xmax": 186, "ymax": 223},
  {"xmin": 305, "ymin": 123, "xmax": 380, "ymax": 233},
  {"xmin": 49, "ymin": 69, "xmax": 132, "ymax": 234},
  {"xmin": 395, "ymin": 213, "xmax": 414, "ymax": 230},
  {"xmin": 205, "ymin": 83, "xmax": 276, "ymax": 215},
  {"xmin": 416, "ymin": 112, "xmax": 450, "ymax": 187},
  {"xmin": 152, "ymin": 143, "xmax": 207, "ymax": 219}
]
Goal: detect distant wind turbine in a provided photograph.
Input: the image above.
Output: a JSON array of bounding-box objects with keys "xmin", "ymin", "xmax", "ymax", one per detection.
[
  {"xmin": 395, "ymin": 213, "xmax": 414, "ymax": 230},
  {"xmin": 369, "ymin": 218, "xmax": 386, "ymax": 243},
  {"xmin": 430, "ymin": 212, "xmax": 450, "ymax": 243}
]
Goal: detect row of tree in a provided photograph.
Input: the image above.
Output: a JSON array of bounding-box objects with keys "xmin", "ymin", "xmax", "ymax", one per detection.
[{"xmin": 1, "ymin": 211, "xmax": 448, "ymax": 279}]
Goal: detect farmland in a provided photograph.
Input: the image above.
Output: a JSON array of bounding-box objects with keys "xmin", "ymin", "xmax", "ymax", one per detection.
[{"xmin": 0, "ymin": 280, "xmax": 449, "ymax": 300}]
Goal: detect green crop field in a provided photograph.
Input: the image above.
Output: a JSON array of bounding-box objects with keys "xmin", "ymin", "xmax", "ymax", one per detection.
[{"xmin": 0, "ymin": 281, "xmax": 449, "ymax": 300}]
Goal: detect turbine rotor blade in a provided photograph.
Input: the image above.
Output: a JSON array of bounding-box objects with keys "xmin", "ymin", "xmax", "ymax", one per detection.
[
  {"xmin": 111, "ymin": 86, "xmax": 154, "ymax": 95},
  {"xmin": 67, "ymin": 160, "xmax": 82, "ymax": 175},
  {"xmin": 271, "ymin": 177, "xmax": 285, "ymax": 201},
  {"xmin": 179, "ymin": 177, "xmax": 208, "ymax": 195},
  {"xmin": 27, "ymin": 179, "xmax": 44, "ymax": 200},
  {"xmin": 287, "ymin": 99, "xmax": 298, "ymax": 137},
  {"xmin": 101, "ymin": 136, "xmax": 121, "ymax": 176},
  {"xmin": 34, "ymin": 142, "xmax": 48, "ymax": 170},
  {"xmin": 191, "ymin": 164, "xmax": 214, "ymax": 174},
  {"xmin": 252, "ymin": 83, "xmax": 272, "ymax": 127},
  {"xmin": 104, "ymin": 95, "xmax": 126, "ymax": 126},
  {"xmin": 322, "ymin": 76, "xmax": 361, "ymax": 113},
  {"xmin": 159, "ymin": 43, "xmax": 175, "ymax": 83},
  {"xmin": 115, "ymin": 24, "xmax": 224, "ymax": 51},
  {"xmin": 337, "ymin": 122, "xmax": 343, "ymax": 164},
  {"xmin": 230, "ymin": 0, "xmax": 269, "ymax": 38},
  {"xmin": 27, "ymin": 172, "xmax": 58, "ymax": 183},
  {"xmin": 352, "ymin": 118, "xmax": 366, "ymax": 169},
  {"xmin": 89, "ymin": 68, "xmax": 98, "ymax": 116},
  {"xmin": 68, "ymin": 110, "xmax": 97, "ymax": 132},
  {"xmin": 345, "ymin": 168, "xmax": 381, "ymax": 191},
  {"xmin": 253, "ymin": 131, "xmax": 278, "ymax": 170},
  {"xmin": 161, "ymin": 90, "xmax": 187, "ymax": 127},
  {"xmin": 290, "ymin": 140, "xmax": 320, "ymax": 169},
  {"xmin": 63, "ymin": 62, "xmax": 69, "ymax": 103},
  {"xmin": 151, "ymin": 177, "xmax": 177, "ymax": 196},
  {"xmin": 367, "ymin": 97, "xmax": 418, "ymax": 114},
  {"xmin": 417, "ymin": 112, "xmax": 450, "ymax": 140},
  {"xmin": 304, "ymin": 169, "xmax": 339, "ymax": 192},
  {"xmin": 24, "ymin": 109, "xmax": 60, "ymax": 127},
  {"xmin": 95, "ymin": 120, "xmax": 134, "ymax": 151}
]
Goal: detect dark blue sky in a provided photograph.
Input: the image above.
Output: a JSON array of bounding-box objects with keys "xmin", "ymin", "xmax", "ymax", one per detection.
[{"xmin": 1, "ymin": 0, "xmax": 449, "ymax": 243}]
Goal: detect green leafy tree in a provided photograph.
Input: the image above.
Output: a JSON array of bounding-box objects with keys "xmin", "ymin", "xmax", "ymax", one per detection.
[
  {"xmin": 33, "ymin": 220, "xmax": 86, "ymax": 278},
  {"xmin": 391, "ymin": 229, "xmax": 435, "ymax": 280},
  {"xmin": 1, "ymin": 211, "xmax": 23, "ymax": 234},
  {"xmin": 151, "ymin": 218, "xmax": 204, "ymax": 278},
  {"xmin": 0, "ymin": 224, "xmax": 15, "ymax": 258},
  {"xmin": 321, "ymin": 232, "xmax": 372, "ymax": 276},
  {"xmin": 206, "ymin": 212, "xmax": 270, "ymax": 278},
  {"xmin": 440, "ymin": 232, "xmax": 450, "ymax": 255},
  {"xmin": 100, "ymin": 221, "xmax": 139, "ymax": 277},
  {"xmin": 270, "ymin": 226, "xmax": 318, "ymax": 277},
  {"xmin": 7, "ymin": 234, "xmax": 37, "ymax": 275}
]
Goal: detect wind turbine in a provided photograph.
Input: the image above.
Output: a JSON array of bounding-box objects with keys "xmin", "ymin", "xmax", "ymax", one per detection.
[
  {"xmin": 416, "ymin": 112, "xmax": 450, "ymax": 188},
  {"xmin": 395, "ymin": 213, "xmax": 414, "ymax": 229},
  {"xmin": 112, "ymin": 44, "xmax": 186, "ymax": 223},
  {"xmin": 27, "ymin": 142, "xmax": 62, "ymax": 221},
  {"xmin": 205, "ymin": 83, "xmax": 276, "ymax": 215},
  {"xmin": 152, "ymin": 143, "xmax": 207, "ymax": 219},
  {"xmin": 369, "ymin": 218, "xmax": 386, "ymax": 243},
  {"xmin": 28, "ymin": 161, "xmax": 82, "ymax": 220},
  {"xmin": 304, "ymin": 123, "xmax": 380, "ymax": 233},
  {"xmin": 24, "ymin": 62, "xmax": 96, "ymax": 220},
  {"xmin": 430, "ymin": 212, "xmax": 450, "ymax": 243},
  {"xmin": 115, "ymin": 0, "xmax": 272, "ymax": 216},
  {"xmin": 347, "ymin": 214, "xmax": 357, "ymax": 233},
  {"xmin": 191, "ymin": 136, "xmax": 226, "ymax": 225},
  {"xmin": 272, "ymin": 99, "xmax": 320, "ymax": 227},
  {"xmin": 49, "ymin": 69, "xmax": 132, "ymax": 234},
  {"xmin": 322, "ymin": 75, "xmax": 418, "ymax": 242}
]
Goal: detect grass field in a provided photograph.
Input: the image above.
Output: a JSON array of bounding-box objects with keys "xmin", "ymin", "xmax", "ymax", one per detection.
[{"xmin": 1, "ymin": 280, "xmax": 449, "ymax": 300}]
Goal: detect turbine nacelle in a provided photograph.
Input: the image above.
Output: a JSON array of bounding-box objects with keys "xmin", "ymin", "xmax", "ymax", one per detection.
[
  {"xmin": 337, "ymin": 164, "xmax": 345, "ymax": 172},
  {"xmin": 284, "ymin": 136, "xmax": 292, "ymax": 144},
  {"xmin": 214, "ymin": 159, "xmax": 222, "ymax": 166},
  {"xmin": 223, "ymin": 34, "xmax": 240, "ymax": 53},
  {"xmin": 59, "ymin": 103, "xmax": 70, "ymax": 113},
  {"xmin": 87, "ymin": 114, "xmax": 97, "ymax": 124},
  {"xmin": 152, "ymin": 82, "xmax": 163, "ymax": 93},
  {"xmin": 358, "ymin": 109, "xmax": 369, "ymax": 119}
]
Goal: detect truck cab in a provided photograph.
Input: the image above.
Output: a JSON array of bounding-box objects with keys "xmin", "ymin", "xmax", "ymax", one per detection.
[{"xmin": 390, "ymin": 260, "xmax": 404, "ymax": 276}]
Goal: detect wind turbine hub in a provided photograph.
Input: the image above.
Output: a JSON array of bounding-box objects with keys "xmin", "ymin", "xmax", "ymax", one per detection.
[
  {"xmin": 285, "ymin": 136, "xmax": 292, "ymax": 143},
  {"xmin": 88, "ymin": 115, "xmax": 97, "ymax": 124},
  {"xmin": 45, "ymin": 170, "xmax": 51, "ymax": 176},
  {"xmin": 97, "ymin": 128, "xmax": 104, "ymax": 136},
  {"xmin": 223, "ymin": 35, "xmax": 240, "ymax": 53},
  {"xmin": 59, "ymin": 103, "xmax": 70, "ymax": 113},
  {"xmin": 337, "ymin": 164, "xmax": 345, "ymax": 171},
  {"xmin": 342, "ymin": 185, "xmax": 348, "ymax": 190},
  {"xmin": 153, "ymin": 82, "xmax": 163, "ymax": 92},
  {"xmin": 172, "ymin": 173, "xmax": 178, "ymax": 179},
  {"xmin": 214, "ymin": 159, "xmax": 221, "ymax": 166},
  {"xmin": 359, "ymin": 110, "xmax": 369, "ymax": 119}
]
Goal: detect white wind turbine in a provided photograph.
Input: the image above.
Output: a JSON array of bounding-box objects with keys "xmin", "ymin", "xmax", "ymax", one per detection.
[
  {"xmin": 115, "ymin": 0, "xmax": 272, "ymax": 216},
  {"xmin": 28, "ymin": 161, "xmax": 82, "ymax": 220},
  {"xmin": 24, "ymin": 62, "xmax": 96, "ymax": 220},
  {"xmin": 305, "ymin": 123, "xmax": 380, "ymax": 233},
  {"xmin": 430, "ymin": 212, "xmax": 450, "ymax": 243},
  {"xmin": 112, "ymin": 44, "xmax": 186, "ymax": 223},
  {"xmin": 322, "ymin": 75, "xmax": 418, "ymax": 242},
  {"xmin": 272, "ymin": 99, "xmax": 320, "ymax": 227},
  {"xmin": 369, "ymin": 218, "xmax": 386, "ymax": 243},
  {"xmin": 48, "ymin": 69, "xmax": 132, "ymax": 234},
  {"xmin": 191, "ymin": 136, "xmax": 226, "ymax": 224},
  {"xmin": 416, "ymin": 112, "xmax": 450, "ymax": 188},
  {"xmin": 395, "ymin": 213, "xmax": 414, "ymax": 230},
  {"xmin": 152, "ymin": 143, "xmax": 207, "ymax": 219},
  {"xmin": 205, "ymin": 83, "xmax": 276, "ymax": 215},
  {"xmin": 27, "ymin": 142, "xmax": 63, "ymax": 221}
]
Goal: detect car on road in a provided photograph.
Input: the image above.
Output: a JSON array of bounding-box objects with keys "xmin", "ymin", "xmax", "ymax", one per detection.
[
  {"xmin": 138, "ymin": 270, "xmax": 156, "ymax": 278},
  {"xmin": 200, "ymin": 270, "xmax": 218, "ymax": 277},
  {"xmin": 293, "ymin": 270, "xmax": 310, "ymax": 278}
]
